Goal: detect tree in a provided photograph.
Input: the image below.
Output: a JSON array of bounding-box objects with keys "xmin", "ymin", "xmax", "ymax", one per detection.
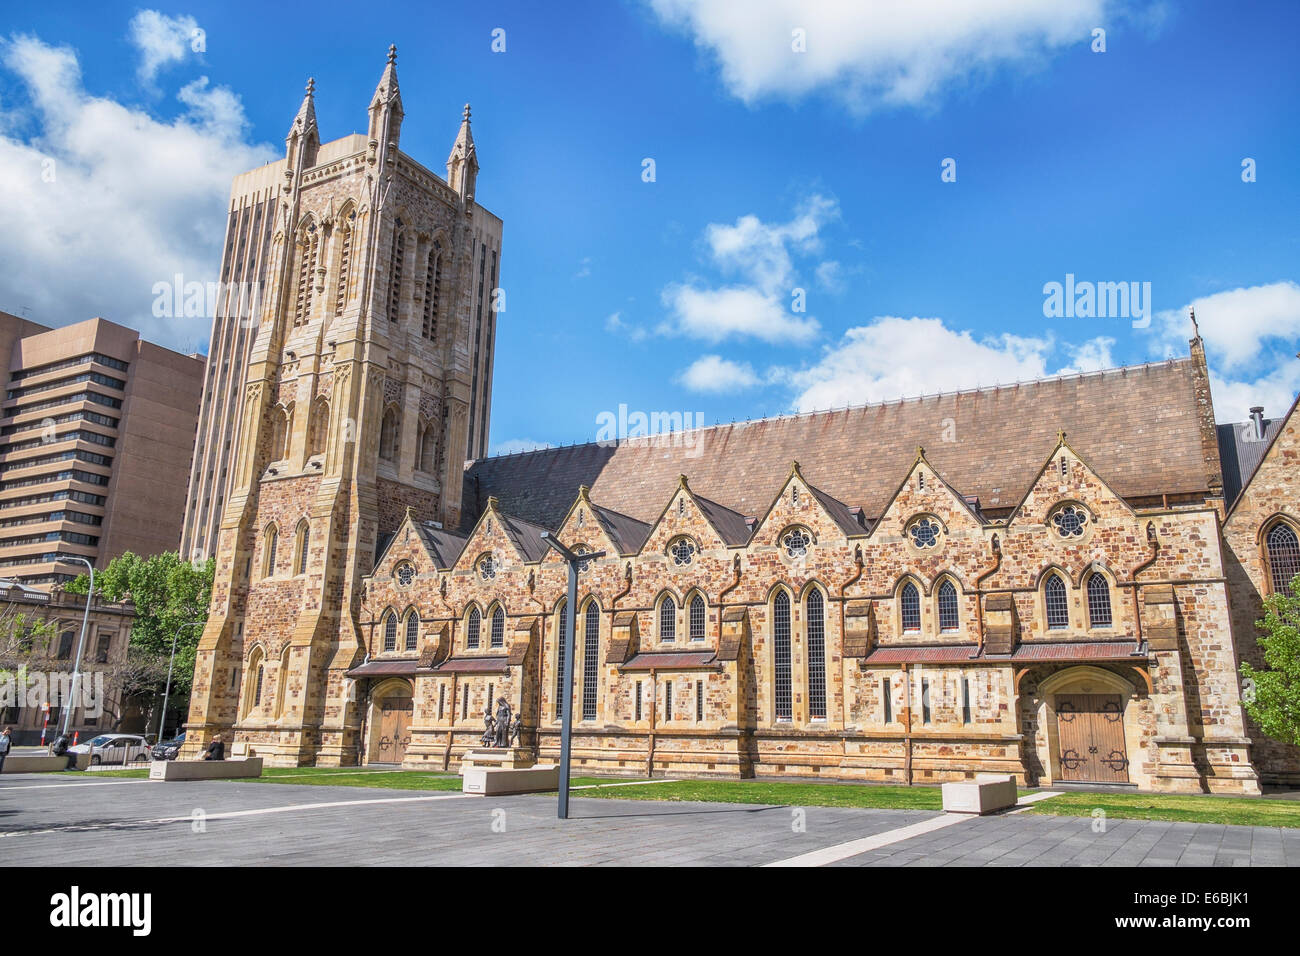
[
  {"xmin": 65, "ymin": 551, "xmax": 214, "ymax": 703},
  {"xmin": 1241, "ymin": 573, "xmax": 1300, "ymax": 747}
]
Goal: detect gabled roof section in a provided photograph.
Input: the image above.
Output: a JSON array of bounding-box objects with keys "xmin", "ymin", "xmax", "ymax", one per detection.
[
  {"xmin": 1006, "ymin": 432, "xmax": 1136, "ymax": 526},
  {"xmin": 693, "ymin": 492, "xmax": 752, "ymax": 546},
  {"xmin": 872, "ymin": 447, "xmax": 985, "ymax": 533},
  {"xmin": 1219, "ymin": 402, "xmax": 1294, "ymax": 511},
  {"xmin": 591, "ymin": 503, "xmax": 652, "ymax": 555},
  {"xmin": 500, "ymin": 511, "xmax": 552, "ymax": 563},
  {"xmin": 462, "ymin": 358, "xmax": 1208, "ymax": 530},
  {"xmin": 807, "ymin": 482, "xmax": 869, "ymax": 536},
  {"xmin": 414, "ymin": 523, "xmax": 468, "ymax": 570}
]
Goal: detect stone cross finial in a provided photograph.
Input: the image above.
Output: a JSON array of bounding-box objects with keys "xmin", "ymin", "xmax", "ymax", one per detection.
[
  {"xmin": 306, "ymin": 77, "xmax": 316, "ymax": 95},
  {"xmin": 387, "ymin": 44, "xmax": 397, "ymax": 64},
  {"xmin": 1189, "ymin": 306, "xmax": 1199, "ymax": 337},
  {"xmin": 463, "ymin": 102, "xmax": 472, "ymax": 122}
]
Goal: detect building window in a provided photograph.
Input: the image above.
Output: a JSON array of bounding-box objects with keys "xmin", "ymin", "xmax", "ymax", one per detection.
[
  {"xmin": 264, "ymin": 525, "xmax": 278, "ymax": 577},
  {"xmin": 466, "ymin": 607, "xmax": 481, "ymax": 649},
  {"xmin": 383, "ymin": 612, "xmax": 397, "ymax": 652},
  {"xmin": 900, "ymin": 582, "xmax": 921, "ymax": 632},
  {"xmin": 807, "ymin": 588, "xmax": 826, "ymax": 720},
  {"xmin": 773, "ymin": 590, "xmax": 792, "ymax": 720},
  {"xmin": 394, "ymin": 562, "xmax": 415, "ymax": 587},
  {"xmin": 696, "ymin": 680, "xmax": 704, "ymax": 722},
  {"xmin": 490, "ymin": 606, "xmax": 505, "ymax": 648},
  {"xmin": 668, "ymin": 537, "xmax": 696, "ymax": 567},
  {"xmin": 909, "ymin": 517, "xmax": 940, "ymax": 549},
  {"xmin": 1051, "ymin": 504, "xmax": 1088, "ymax": 538},
  {"xmin": 961, "ymin": 677, "xmax": 971, "ymax": 724},
  {"xmin": 405, "ymin": 613, "xmax": 418, "ymax": 651},
  {"xmin": 582, "ymin": 602, "xmax": 600, "ymax": 721},
  {"xmin": 334, "ymin": 212, "xmax": 354, "ymax": 315},
  {"xmin": 937, "ymin": 580, "xmax": 959, "ymax": 632},
  {"xmin": 1045, "ymin": 575, "xmax": 1069, "ymax": 629},
  {"xmin": 1087, "ymin": 573, "xmax": 1113, "ymax": 628},
  {"xmin": 94, "ymin": 634, "xmax": 111, "ymax": 663},
  {"xmin": 417, "ymin": 423, "xmax": 436, "ymax": 472},
  {"xmin": 477, "ymin": 554, "xmax": 497, "ymax": 581},
  {"xmin": 379, "ymin": 408, "xmax": 399, "ymax": 462},
  {"xmin": 782, "ymin": 527, "xmax": 811, "ymax": 559},
  {"xmin": 659, "ymin": 595, "xmax": 677, "ymax": 642},
  {"xmin": 921, "ymin": 678, "xmax": 931, "ymax": 724},
  {"xmin": 296, "ymin": 521, "xmax": 310, "ymax": 575},
  {"xmin": 438, "ymin": 684, "xmax": 445, "ymax": 719},
  {"xmin": 388, "ymin": 223, "xmax": 405, "ymax": 322},
  {"xmin": 635, "ymin": 681, "xmax": 642, "ymax": 721},
  {"xmin": 1266, "ymin": 522, "xmax": 1300, "ymax": 594},
  {"xmin": 422, "ymin": 243, "xmax": 442, "ymax": 340},
  {"xmin": 462, "ymin": 688, "xmax": 469, "ymax": 720},
  {"xmin": 554, "ymin": 600, "xmax": 568, "ymax": 720},
  {"xmin": 689, "ymin": 594, "xmax": 706, "ymax": 641},
  {"xmin": 882, "ymin": 677, "xmax": 892, "ymax": 723},
  {"xmin": 307, "ymin": 399, "xmax": 328, "ymax": 459},
  {"xmin": 664, "ymin": 680, "xmax": 674, "ymax": 721},
  {"xmin": 57, "ymin": 630, "xmax": 74, "ymax": 660}
]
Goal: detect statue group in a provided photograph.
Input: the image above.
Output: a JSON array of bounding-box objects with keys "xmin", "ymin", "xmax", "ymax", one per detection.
[{"xmin": 480, "ymin": 696, "xmax": 523, "ymax": 748}]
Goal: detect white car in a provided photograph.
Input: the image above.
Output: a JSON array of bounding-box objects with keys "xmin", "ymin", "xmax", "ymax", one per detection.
[{"xmin": 70, "ymin": 733, "xmax": 152, "ymax": 766}]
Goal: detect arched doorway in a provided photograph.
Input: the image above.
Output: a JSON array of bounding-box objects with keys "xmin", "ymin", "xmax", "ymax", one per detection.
[
  {"xmin": 368, "ymin": 680, "xmax": 413, "ymax": 765},
  {"xmin": 1037, "ymin": 666, "xmax": 1139, "ymax": 786}
]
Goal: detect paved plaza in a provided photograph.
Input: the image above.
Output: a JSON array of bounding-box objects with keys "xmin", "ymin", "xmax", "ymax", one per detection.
[{"xmin": 1, "ymin": 774, "xmax": 1297, "ymax": 866}]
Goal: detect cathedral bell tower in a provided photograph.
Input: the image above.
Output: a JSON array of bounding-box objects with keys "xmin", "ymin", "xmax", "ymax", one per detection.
[{"xmin": 182, "ymin": 47, "xmax": 504, "ymax": 765}]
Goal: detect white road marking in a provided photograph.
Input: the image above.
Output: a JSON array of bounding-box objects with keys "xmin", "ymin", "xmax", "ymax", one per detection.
[
  {"xmin": 0, "ymin": 792, "xmax": 475, "ymax": 839},
  {"xmin": 765, "ymin": 812, "xmax": 969, "ymax": 867}
]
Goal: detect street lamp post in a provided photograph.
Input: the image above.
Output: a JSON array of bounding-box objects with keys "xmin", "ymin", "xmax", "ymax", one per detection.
[
  {"xmin": 540, "ymin": 531, "xmax": 605, "ymax": 820},
  {"xmin": 158, "ymin": 621, "xmax": 204, "ymax": 744},
  {"xmin": 60, "ymin": 557, "xmax": 94, "ymax": 738}
]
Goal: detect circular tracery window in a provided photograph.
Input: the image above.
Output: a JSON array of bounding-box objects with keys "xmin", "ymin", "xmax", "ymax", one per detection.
[
  {"xmin": 909, "ymin": 517, "xmax": 941, "ymax": 549},
  {"xmin": 1052, "ymin": 505, "xmax": 1088, "ymax": 538},
  {"xmin": 477, "ymin": 553, "xmax": 497, "ymax": 580},
  {"xmin": 782, "ymin": 528, "xmax": 811, "ymax": 558},
  {"xmin": 394, "ymin": 562, "xmax": 415, "ymax": 587},
  {"xmin": 669, "ymin": 538, "xmax": 696, "ymax": 567}
]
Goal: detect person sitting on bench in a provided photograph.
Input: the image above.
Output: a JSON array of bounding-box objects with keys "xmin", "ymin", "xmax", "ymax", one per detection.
[{"xmin": 202, "ymin": 734, "xmax": 225, "ymax": 761}]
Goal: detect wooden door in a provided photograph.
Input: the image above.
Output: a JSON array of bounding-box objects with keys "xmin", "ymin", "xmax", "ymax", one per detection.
[
  {"xmin": 373, "ymin": 694, "xmax": 413, "ymax": 764},
  {"xmin": 1055, "ymin": 693, "xmax": 1129, "ymax": 783}
]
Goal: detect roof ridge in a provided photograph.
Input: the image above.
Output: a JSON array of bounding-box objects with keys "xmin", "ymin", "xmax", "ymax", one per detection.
[{"xmin": 470, "ymin": 357, "xmax": 1191, "ymax": 465}]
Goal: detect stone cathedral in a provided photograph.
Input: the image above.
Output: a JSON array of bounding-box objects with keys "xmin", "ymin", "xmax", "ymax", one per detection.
[{"xmin": 184, "ymin": 50, "xmax": 1300, "ymax": 794}]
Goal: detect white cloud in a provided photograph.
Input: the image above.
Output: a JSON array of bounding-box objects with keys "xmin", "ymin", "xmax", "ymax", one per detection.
[
  {"xmin": 648, "ymin": 0, "xmax": 1112, "ymax": 112},
  {"xmin": 662, "ymin": 284, "xmax": 820, "ymax": 344},
  {"xmin": 0, "ymin": 31, "xmax": 276, "ymax": 351},
  {"xmin": 1144, "ymin": 282, "xmax": 1300, "ymax": 422},
  {"xmin": 786, "ymin": 316, "xmax": 1064, "ymax": 411},
  {"xmin": 660, "ymin": 195, "xmax": 835, "ymax": 344},
  {"xmin": 1059, "ymin": 336, "xmax": 1116, "ymax": 374},
  {"xmin": 129, "ymin": 10, "xmax": 202, "ymax": 84},
  {"xmin": 677, "ymin": 354, "xmax": 764, "ymax": 392},
  {"xmin": 605, "ymin": 310, "xmax": 648, "ymax": 342},
  {"xmin": 491, "ymin": 438, "xmax": 553, "ymax": 456}
]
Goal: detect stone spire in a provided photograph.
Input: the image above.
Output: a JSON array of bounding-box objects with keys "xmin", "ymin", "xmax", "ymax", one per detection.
[
  {"xmin": 367, "ymin": 44, "xmax": 404, "ymax": 154},
  {"xmin": 286, "ymin": 77, "xmax": 320, "ymax": 168},
  {"xmin": 446, "ymin": 102, "xmax": 478, "ymax": 204}
]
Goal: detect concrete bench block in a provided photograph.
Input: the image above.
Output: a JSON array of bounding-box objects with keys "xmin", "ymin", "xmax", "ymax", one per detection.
[
  {"xmin": 149, "ymin": 757, "xmax": 263, "ymax": 781},
  {"xmin": 462, "ymin": 764, "xmax": 559, "ymax": 796},
  {"xmin": 2, "ymin": 753, "xmax": 91, "ymax": 773},
  {"xmin": 941, "ymin": 773, "xmax": 1018, "ymax": 814}
]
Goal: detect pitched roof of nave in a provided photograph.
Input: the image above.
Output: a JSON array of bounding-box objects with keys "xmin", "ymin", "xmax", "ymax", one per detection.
[
  {"xmin": 1217, "ymin": 405, "xmax": 1292, "ymax": 509},
  {"xmin": 460, "ymin": 357, "xmax": 1211, "ymax": 533}
]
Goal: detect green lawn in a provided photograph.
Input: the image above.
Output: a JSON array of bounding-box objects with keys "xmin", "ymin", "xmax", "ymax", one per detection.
[
  {"xmin": 568, "ymin": 778, "xmax": 949, "ymax": 810},
  {"xmin": 1026, "ymin": 791, "xmax": 1300, "ymax": 828}
]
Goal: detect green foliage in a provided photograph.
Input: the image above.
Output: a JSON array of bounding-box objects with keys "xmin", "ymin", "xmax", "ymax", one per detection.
[
  {"xmin": 65, "ymin": 551, "xmax": 214, "ymax": 698},
  {"xmin": 1240, "ymin": 573, "xmax": 1300, "ymax": 747}
]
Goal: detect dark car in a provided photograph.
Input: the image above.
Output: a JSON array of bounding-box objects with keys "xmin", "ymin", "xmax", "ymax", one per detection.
[{"xmin": 151, "ymin": 732, "xmax": 186, "ymax": 760}]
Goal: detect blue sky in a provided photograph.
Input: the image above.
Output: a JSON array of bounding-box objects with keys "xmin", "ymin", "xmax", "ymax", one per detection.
[{"xmin": 1, "ymin": 1, "xmax": 1297, "ymax": 453}]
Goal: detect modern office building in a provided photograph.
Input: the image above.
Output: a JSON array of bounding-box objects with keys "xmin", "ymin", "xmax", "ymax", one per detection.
[{"xmin": 0, "ymin": 312, "xmax": 205, "ymax": 585}]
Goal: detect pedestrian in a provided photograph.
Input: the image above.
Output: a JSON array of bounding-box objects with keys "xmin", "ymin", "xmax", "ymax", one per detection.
[
  {"xmin": 50, "ymin": 732, "xmax": 77, "ymax": 770},
  {"xmin": 202, "ymin": 733, "xmax": 225, "ymax": 761},
  {"xmin": 0, "ymin": 726, "xmax": 11, "ymax": 774}
]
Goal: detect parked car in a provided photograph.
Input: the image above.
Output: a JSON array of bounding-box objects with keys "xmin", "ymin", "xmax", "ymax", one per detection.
[
  {"xmin": 70, "ymin": 733, "xmax": 151, "ymax": 766},
  {"xmin": 151, "ymin": 733, "xmax": 186, "ymax": 761}
]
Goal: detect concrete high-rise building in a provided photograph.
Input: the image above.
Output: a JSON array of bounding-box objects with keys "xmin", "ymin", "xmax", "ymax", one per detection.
[
  {"xmin": 180, "ymin": 56, "xmax": 502, "ymax": 561},
  {"xmin": 182, "ymin": 49, "xmax": 503, "ymax": 764},
  {"xmin": 0, "ymin": 312, "xmax": 205, "ymax": 586}
]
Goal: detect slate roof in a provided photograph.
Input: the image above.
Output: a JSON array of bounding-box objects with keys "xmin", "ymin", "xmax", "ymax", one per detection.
[
  {"xmin": 694, "ymin": 493, "xmax": 752, "ymax": 546},
  {"xmin": 499, "ymin": 512, "xmax": 552, "ymax": 562},
  {"xmin": 591, "ymin": 503, "xmax": 652, "ymax": 555},
  {"xmin": 415, "ymin": 524, "xmax": 469, "ymax": 569},
  {"xmin": 1218, "ymin": 415, "xmax": 1287, "ymax": 508},
  {"xmin": 463, "ymin": 359, "xmax": 1211, "ymax": 530}
]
